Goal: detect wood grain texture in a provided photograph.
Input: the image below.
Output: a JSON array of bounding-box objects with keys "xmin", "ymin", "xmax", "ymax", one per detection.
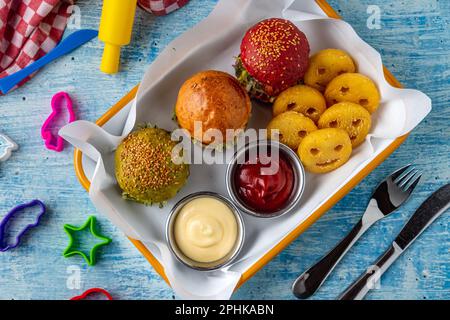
[{"xmin": 0, "ymin": 0, "xmax": 448, "ymax": 300}]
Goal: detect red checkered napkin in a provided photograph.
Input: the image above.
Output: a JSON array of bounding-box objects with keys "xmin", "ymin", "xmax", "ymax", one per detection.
[
  {"xmin": 0, "ymin": 0, "xmax": 190, "ymax": 93},
  {"xmin": 0, "ymin": 0, "xmax": 74, "ymax": 92},
  {"xmin": 138, "ymin": 0, "xmax": 190, "ymax": 16}
]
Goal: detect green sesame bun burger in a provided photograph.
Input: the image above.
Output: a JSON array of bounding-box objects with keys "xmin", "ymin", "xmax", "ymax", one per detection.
[{"xmin": 115, "ymin": 127, "xmax": 189, "ymax": 206}]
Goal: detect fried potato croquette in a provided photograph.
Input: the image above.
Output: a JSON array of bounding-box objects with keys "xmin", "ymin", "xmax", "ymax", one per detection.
[
  {"xmin": 318, "ymin": 102, "xmax": 371, "ymax": 148},
  {"xmin": 304, "ymin": 49, "xmax": 356, "ymax": 92},
  {"xmin": 324, "ymin": 73, "xmax": 381, "ymax": 113},
  {"xmin": 273, "ymin": 85, "xmax": 327, "ymax": 123},
  {"xmin": 298, "ymin": 128, "xmax": 352, "ymax": 173},
  {"xmin": 267, "ymin": 111, "xmax": 318, "ymax": 150}
]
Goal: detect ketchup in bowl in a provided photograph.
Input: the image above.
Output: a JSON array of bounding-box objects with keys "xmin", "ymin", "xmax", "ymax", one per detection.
[{"xmin": 234, "ymin": 153, "xmax": 294, "ymax": 214}]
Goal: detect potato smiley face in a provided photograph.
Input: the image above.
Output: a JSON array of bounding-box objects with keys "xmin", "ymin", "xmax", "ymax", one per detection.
[
  {"xmin": 324, "ymin": 73, "xmax": 381, "ymax": 113},
  {"xmin": 318, "ymin": 102, "xmax": 372, "ymax": 148},
  {"xmin": 298, "ymin": 128, "xmax": 352, "ymax": 174},
  {"xmin": 267, "ymin": 111, "xmax": 318, "ymax": 150},
  {"xmin": 273, "ymin": 85, "xmax": 327, "ymax": 123},
  {"xmin": 304, "ymin": 49, "xmax": 356, "ymax": 92}
]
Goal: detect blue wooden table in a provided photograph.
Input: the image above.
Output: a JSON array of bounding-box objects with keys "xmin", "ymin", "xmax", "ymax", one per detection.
[{"xmin": 0, "ymin": 0, "xmax": 448, "ymax": 300}]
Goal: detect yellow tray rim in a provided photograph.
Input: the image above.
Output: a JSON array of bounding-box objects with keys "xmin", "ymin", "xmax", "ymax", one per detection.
[{"xmin": 73, "ymin": 0, "xmax": 407, "ymax": 290}]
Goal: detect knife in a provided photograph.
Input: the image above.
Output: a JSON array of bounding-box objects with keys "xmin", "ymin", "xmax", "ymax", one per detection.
[
  {"xmin": 0, "ymin": 29, "xmax": 98, "ymax": 94},
  {"xmin": 338, "ymin": 183, "xmax": 450, "ymax": 300}
]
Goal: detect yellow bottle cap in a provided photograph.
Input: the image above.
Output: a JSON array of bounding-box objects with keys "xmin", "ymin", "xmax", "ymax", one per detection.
[{"xmin": 100, "ymin": 43, "xmax": 121, "ymax": 74}]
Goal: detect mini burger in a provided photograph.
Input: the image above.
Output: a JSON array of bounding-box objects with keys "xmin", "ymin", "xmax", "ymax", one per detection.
[
  {"xmin": 235, "ymin": 18, "xmax": 310, "ymax": 103},
  {"xmin": 175, "ymin": 70, "xmax": 252, "ymax": 145}
]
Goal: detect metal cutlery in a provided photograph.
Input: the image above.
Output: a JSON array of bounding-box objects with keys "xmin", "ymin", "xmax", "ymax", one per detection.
[
  {"xmin": 339, "ymin": 183, "xmax": 450, "ymax": 300},
  {"xmin": 292, "ymin": 164, "xmax": 422, "ymax": 299}
]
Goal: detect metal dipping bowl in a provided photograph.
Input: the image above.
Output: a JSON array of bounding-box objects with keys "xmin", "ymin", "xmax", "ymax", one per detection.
[
  {"xmin": 166, "ymin": 192, "xmax": 245, "ymax": 271},
  {"xmin": 226, "ymin": 140, "xmax": 305, "ymax": 218}
]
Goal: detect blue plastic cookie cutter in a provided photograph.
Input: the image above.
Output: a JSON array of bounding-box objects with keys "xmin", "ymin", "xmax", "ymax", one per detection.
[{"xmin": 0, "ymin": 200, "xmax": 46, "ymax": 252}]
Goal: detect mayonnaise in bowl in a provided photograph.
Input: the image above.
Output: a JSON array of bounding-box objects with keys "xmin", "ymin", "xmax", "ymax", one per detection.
[{"xmin": 166, "ymin": 192, "xmax": 245, "ymax": 271}]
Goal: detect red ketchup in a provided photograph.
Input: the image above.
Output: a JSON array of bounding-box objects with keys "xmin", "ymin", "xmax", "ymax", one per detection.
[{"xmin": 234, "ymin": 153, "xmax": 294, "ymax": 213}]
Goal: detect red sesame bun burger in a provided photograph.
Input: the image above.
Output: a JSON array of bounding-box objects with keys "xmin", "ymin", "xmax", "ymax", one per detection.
[{"xmin": 235, "ymin": 18, "xmax": 310, "ymax": 103}]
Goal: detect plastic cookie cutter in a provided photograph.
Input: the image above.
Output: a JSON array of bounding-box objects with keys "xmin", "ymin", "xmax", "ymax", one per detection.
[
  {"xmin": 70, "ymin": 288, "xmax": 113, "ymax": 300},
  {"xmin": 0, "ymin": 200, "xmax": 46, "ymax": 252},
  {"xmin": 63, "ymin": 216, "xmax": 112, "ymax": 266},
  {"xmin": 0, "ymin": 133, "xmax": 18, "ymax": 162},
  {"xmin": 41, "ymin": 92, "xmax": 76, "ymax": 152}
]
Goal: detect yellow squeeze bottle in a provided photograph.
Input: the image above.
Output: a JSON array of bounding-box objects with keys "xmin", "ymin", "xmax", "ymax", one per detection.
[{"xmin": 98, "ymin": 0, "xmax": 138, "ymax": 74}]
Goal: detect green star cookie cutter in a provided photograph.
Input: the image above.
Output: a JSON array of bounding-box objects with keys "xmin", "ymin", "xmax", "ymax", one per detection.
[{"xmin": 63, "ymin": 215, "xmax": 112, "ymax": 266}]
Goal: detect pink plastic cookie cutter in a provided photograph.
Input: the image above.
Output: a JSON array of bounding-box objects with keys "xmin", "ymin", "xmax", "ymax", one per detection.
[{"xmin": 41, "ymin": 92, "xmax": 76, "ymax": 152}]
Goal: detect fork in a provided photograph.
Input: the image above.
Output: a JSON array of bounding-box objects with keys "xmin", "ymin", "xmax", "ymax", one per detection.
[{"xmin": 292, "ymin": 164, "xmax": 422, "ymax": 299}]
